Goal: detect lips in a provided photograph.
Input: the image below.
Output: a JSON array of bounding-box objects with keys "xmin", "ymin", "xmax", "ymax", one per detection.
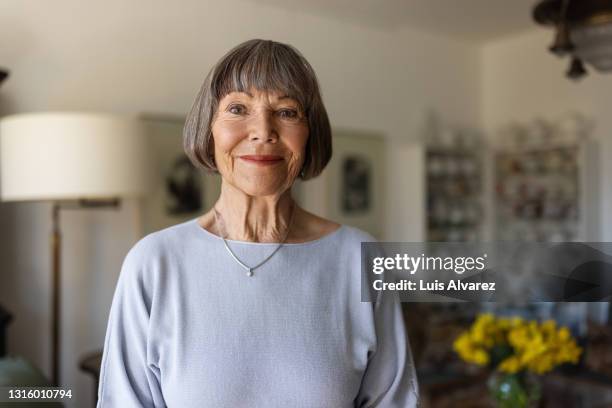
[{"xmin": 239, "ymin": 155, "xmax": 284, "ymax": 165}]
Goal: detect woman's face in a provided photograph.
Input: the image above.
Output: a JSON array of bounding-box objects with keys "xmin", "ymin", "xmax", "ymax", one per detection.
[{"xmin": 211, "ymin": 88, "xmax": 309, "ymax": 197}]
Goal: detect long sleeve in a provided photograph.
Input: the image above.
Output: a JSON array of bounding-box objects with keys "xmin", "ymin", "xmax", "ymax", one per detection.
[
  {"xmin": 97, "ymin": 239, "xmax": 166, "ymax": 408},
  {"xmin": 354, "ymin": 280, "xmax": 419, "ymax": 408}
]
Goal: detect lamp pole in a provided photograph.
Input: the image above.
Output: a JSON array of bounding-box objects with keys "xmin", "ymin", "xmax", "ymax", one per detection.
[
  {"xmin": 50, "ymin": 198, "xmax": 120, "ymax": 386},
  {"xmin": 51, "ymin": 203, "xmax": 61, "ymax": 386}
]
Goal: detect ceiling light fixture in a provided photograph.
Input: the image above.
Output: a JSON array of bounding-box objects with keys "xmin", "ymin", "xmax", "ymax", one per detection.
[{"xmin": 534, "ymin": 0, "xmax": 612, "ymax": 80}]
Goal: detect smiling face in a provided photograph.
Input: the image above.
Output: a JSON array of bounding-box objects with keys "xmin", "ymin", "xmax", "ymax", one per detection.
[{"xmin": 211, "ymin": 88, "xmax": 309, "ymax": 197}]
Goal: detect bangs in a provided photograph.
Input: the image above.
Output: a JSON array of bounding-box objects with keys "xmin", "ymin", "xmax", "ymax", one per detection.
[{"xmin": 210, "ymin": 40, "xmax": 315, "ymax": 113}]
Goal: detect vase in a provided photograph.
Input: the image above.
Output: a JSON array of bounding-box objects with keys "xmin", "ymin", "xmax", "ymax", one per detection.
[{"xmin": 488, "ymin": 372, "xmax": 541, "ymax": 408}]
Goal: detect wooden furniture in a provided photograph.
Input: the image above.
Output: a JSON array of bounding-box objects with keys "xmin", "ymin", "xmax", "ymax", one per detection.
[
  {"xmin": 418, "ymin": 369, "xmax": 491, "ymax": 407},
  {"xmin": 418, "ymin": 367, "xmax": 612, "ymax": 407}
]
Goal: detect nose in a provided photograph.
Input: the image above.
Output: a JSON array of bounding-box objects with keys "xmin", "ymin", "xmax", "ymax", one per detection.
[{"xmin": 248, "ymin": 110, "xmax": 278, "ymax": 143}]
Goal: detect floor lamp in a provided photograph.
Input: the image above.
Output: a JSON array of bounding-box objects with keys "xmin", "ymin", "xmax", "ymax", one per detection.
[{"xmin": 0, "ymin": 112, "xmax": 152, "ymax": 386}]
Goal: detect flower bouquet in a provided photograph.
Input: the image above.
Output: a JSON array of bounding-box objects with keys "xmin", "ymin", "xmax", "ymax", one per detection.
[{"xmin": 453, "ymin": 313, "xmax": 582, "ymax": 408}]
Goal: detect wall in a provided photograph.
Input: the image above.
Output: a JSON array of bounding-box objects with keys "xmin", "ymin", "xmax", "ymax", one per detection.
[
  {"xmin": 0, "ymin": 0, "xmax": 481, "ymax": 406},
  {"xmin": 481, "ymin": 28, "xmax": 612, "ymax": 241}
]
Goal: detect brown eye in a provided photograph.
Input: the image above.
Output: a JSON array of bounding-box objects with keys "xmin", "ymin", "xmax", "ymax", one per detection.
[
  {"xmin": 228, "ymin": 104, "xmax": 246, "ymax": 115},
  {"xmin": 278, "ymin": 109, "xmax": 298, "ymax": 119}
]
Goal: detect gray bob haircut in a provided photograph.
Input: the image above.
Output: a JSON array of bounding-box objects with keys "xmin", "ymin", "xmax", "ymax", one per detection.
[{"xmin": 183, "ymin": 39, "xmax": 332, "ymax": 180}]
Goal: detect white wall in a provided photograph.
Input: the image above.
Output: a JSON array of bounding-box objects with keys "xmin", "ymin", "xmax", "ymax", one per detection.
[
  {"xmin": 0, "ymin": 1, "xmax": 481, "ymax": 406},
  {"xmin": 481, "ymin": 28, "xmax": 612, "ymax": 241}
]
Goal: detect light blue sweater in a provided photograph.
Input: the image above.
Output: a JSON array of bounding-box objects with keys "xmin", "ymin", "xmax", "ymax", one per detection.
[{"xmin": 97, "ymin": 218, "xmax": 419, "ymax": 407}]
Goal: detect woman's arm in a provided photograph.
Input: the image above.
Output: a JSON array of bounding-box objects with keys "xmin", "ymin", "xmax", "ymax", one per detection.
[
  {"xmin": 354, "ymin": 279, "xmax": 419, "ymax": 407},
  {"xmin": 97, "ymin": 239, "xmax": 166, "ymax": 408}
]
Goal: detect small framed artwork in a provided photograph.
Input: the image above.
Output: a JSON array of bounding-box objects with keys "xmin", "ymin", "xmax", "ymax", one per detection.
[
  {"xmin": 138, "ymin": 114, "xmax": 221, "ymax": 235},
  {"xmin": 295, "ymin": 129, "xmax": 386, "ymax": 239}
]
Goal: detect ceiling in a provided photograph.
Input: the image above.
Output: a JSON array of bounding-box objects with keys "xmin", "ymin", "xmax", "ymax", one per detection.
[{"xmin": 252, "ymin": 0, "xmax": 540, "ymax": 43}]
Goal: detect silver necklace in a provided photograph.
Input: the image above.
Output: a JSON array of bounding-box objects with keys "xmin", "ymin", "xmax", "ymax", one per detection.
[{"xmin": 212, "ymin": 202, "xmax": 296, "ymax": 277}]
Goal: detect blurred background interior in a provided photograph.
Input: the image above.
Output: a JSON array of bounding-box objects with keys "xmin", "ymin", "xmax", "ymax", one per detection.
[{"xmin": 1, "ymin": 0, "xmax": 612, "ymax": 407}]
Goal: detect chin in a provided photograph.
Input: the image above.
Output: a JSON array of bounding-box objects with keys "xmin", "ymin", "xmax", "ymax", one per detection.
[{"xmin": 236, "ymin": 181, "xmax": 290, "ymax": 197}]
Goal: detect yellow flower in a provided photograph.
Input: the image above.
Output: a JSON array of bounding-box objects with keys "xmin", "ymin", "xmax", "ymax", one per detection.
[
  {"xmin": 499, "ymin": 356, "xmax": 522, "ymax": 374},
  {"xmin": 454, "ymin": 313, "xmax": 583, "ymax": 375},
  {"xmin": 473, "ymin": 349, "xmax": 490, "ymax": 366}
]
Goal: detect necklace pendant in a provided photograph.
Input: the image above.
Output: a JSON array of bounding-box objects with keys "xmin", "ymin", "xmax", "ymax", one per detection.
[{"xmin": 214, "ymin": 202, "xmax": 295, "ymax": 279}]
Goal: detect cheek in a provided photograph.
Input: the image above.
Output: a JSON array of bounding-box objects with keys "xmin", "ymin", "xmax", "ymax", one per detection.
[
  {"xmin": 212, "ymin": 121, "xmax": 246, "ymax": 153},
  {"xmin": 286, "ymin": 127, "xmax": 309, "ymax": 166}
]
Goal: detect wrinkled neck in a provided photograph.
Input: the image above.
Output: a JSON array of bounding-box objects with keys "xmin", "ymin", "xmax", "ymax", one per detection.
[{"xmin": 213, "ymin": 180, "xmax": 295, "ymax": 243}]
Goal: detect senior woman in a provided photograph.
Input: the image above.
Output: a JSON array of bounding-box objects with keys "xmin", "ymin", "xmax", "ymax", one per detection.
[{"xmin": 97, "ymin": 39, "xmax": 418, "ymax": 408}]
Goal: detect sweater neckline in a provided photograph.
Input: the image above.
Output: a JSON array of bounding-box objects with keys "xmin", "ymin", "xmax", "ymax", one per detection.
[{"xmin": 190, "ymin": 217, "xmax": 345, "ymax": 247}]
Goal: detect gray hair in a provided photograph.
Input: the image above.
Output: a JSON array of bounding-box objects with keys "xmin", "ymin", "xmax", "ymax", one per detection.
[{"xmin": 183, "ymin": 39, "xmax": 332, "ymax": 180}]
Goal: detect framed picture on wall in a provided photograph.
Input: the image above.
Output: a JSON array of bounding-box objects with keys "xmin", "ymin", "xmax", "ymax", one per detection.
[
  {"xmin": 295, "ymin": 129, "xmax": 386, "ymax": 239},
  {"xmin": 138, "ymin": 114, "xmax": 221, "ymax": 235}
]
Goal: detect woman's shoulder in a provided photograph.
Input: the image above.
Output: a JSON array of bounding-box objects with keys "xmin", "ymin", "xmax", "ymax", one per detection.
[
  {"xmin": 329, "ymin": 224, "xmax": 379, "ymax": 255},
  {"xmin": 124, "ymin": 219, "xmax": 198, "ymax": 261},
  {"xmin": 293, "ymin": 207, "xmax": 378, "ymax": 244},
  {"xmin": 340, "ymin": 224, "xmax": 378, "ymax": 243},
  {"xmin": 116, "ymin": 220, "xmax": 199, "ymax": 289}
]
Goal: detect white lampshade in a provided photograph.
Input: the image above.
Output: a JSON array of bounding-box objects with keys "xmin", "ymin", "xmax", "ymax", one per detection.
[{"xmin": 0, "ymin": 112, "xmax": 152, "ymax": 202}]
